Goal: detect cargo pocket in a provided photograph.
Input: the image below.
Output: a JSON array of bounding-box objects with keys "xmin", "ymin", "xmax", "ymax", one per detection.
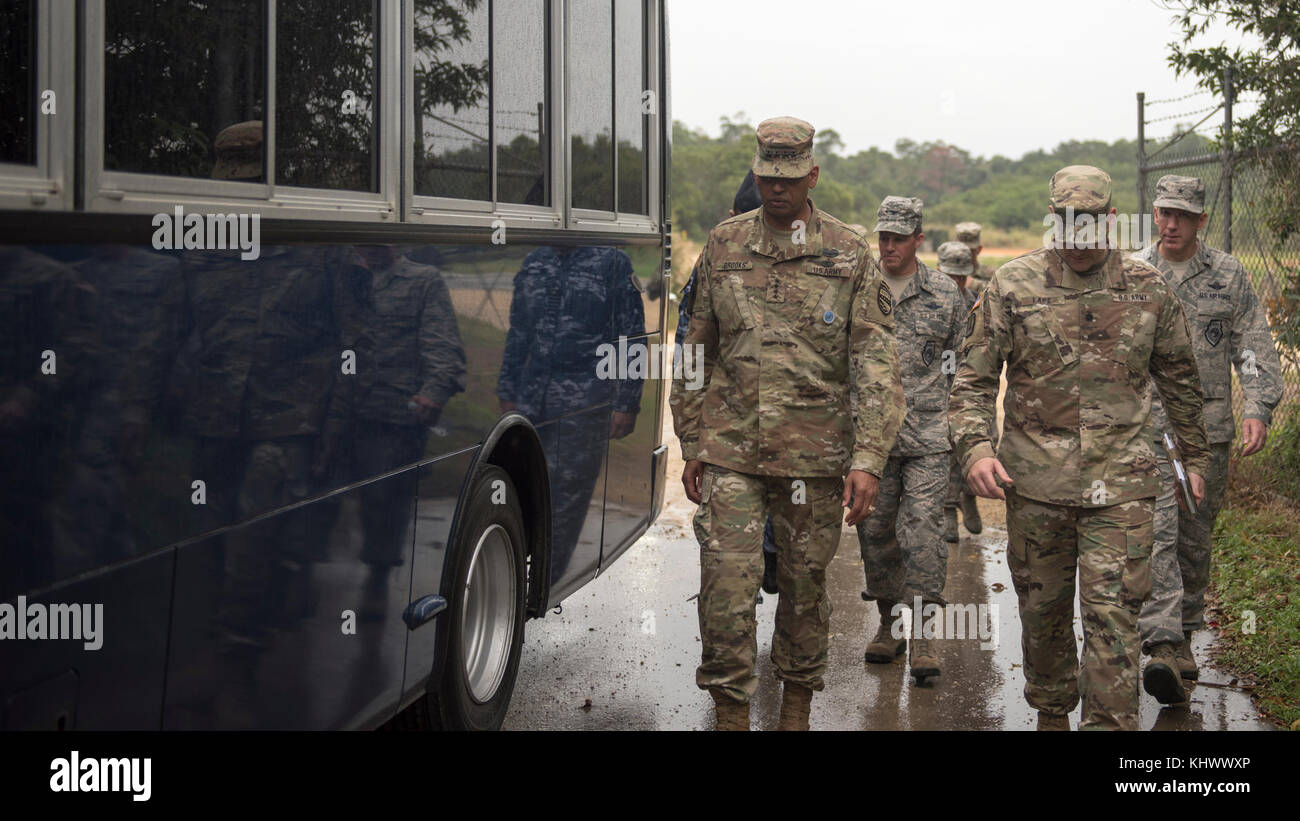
[
  {"xmin": 692, "ymin": 468, "xmax": 716, "ymax": 548},
  {"xmin": 798, "ymin": 282, "xmax": 848, "ymax": 357},
  {"xmin": 720, "ymin": 275, "xmax": 756, "ymax": 331},
  {"xmin": 1012, "ymin": 306, "xmax": 1075, "ymax": 378},
  {"xmin": 1119, "ymin": 517, "xmax": 1154, "ymax": 612},
  {"xmin": 1006, "ymin": 522, "xmax": 1030, "ymax": 599}
]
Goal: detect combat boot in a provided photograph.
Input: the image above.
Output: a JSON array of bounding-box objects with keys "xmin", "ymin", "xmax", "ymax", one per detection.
[
  {"xmin": 1143, "ymin": 642, "xmax": 1188, "ymax": 705},
  {"xmin": 944, "ymin": 506, "xmax": 959, "ymax": 543},
  {"xmin": 864, "ymin": 601, "xmax": 906, "ymax": 663},
  {"xmin": 1036, "ymin": 711, "xmax": 1070, "ymax": 731},
  {"xmin": 959, "ymin": 491, "xmax": 983, "ymax": 535},
  {"xmin": 909, "ymin": 636, "xmax": 940, "ymax": 684},
  {"xmin": 710, "ymin": 688, "xmax": 749, "ymax": 731},
  {"xmin": 777, "ymin": 682, "xmax": 813, "ymax": 731},
  {"xmin": 1176, "ymin": 631, "xmax": 1199, "ymax": 681}
]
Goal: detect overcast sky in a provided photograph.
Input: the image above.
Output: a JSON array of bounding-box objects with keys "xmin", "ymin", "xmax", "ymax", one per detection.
[{"xmin": 669, "ymin": 0, "xmax": 1261, "ymax": 159}]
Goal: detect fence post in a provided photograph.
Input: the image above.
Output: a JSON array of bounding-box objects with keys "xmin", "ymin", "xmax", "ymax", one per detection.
[
  {"xmin": 1223, "ymin": 66, "xmax": 1234, "ymax": 254},
  {"xmin": 1137, "ymin": 92, "xmax": 1146, "ymax": 230}
]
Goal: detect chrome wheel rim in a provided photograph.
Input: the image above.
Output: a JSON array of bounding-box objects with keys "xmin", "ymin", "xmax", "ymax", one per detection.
[{"xmin": 461, "ymin": 523, "xmax": 516, "ymax": 703}]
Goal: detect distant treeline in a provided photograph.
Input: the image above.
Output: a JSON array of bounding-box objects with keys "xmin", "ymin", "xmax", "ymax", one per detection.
[{"xmin": 671, "ymin": 114, "xmax": 1211, "ymax": 247}]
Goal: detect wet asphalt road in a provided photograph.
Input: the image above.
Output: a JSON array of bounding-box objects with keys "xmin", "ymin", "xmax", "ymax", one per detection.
[{"xmin": 502, "ymin": 416, "xmax": 1273, "ymax": 732}]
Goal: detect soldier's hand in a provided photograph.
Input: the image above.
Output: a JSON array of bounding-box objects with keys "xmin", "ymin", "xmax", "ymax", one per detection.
[
  {"xmin": 842, "ymin": 469, "xmax": 879, "ymax": 526},
  {"xmin": 1180, "ymin": 472, "xmax": 1206, "ymax": 512},
  {"xmin": 1241, "ymin": 418, "xmax": 1267, "ymax": 457},
  {"xmin": 409, "ymin": 395, "xmax": 441, "ymax": 426},
  {"xmin": 967, "ymin": 457, "xmax": 1013, "ymax": 500},
  {"xmin": 609, "ymin": 410, "xmax": 636, "ymax": 439},
  {"xmin": 682, "ymin": 459, "xmax": 705, "ymax": 504}
]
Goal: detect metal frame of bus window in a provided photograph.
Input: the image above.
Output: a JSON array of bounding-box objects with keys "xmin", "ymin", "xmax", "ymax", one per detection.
[
  {"xmin": 82, "ymin": 0, "xmax": 401, "ymax": 224},
  {"xmin": 0, "ymin": 0, "xmax": 75, "ymax": 212},
  {"xmin": 403, "ymin": 0, "xmax": 564, "ymax": 231},
  {"xmin": 565, "ymin": 0, "xmax": 659, "ymax": 236}
]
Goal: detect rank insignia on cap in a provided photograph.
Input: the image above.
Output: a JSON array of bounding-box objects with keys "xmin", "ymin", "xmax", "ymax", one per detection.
[{"xmin": 877, "ymin": 282, "xmax": 892, "ymax": 315}]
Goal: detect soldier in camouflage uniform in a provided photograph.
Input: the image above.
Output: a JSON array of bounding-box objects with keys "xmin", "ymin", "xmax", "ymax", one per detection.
[
  {"xmin": 1134, "ymin": 175, "xmax": 1284, "ymax": 703},
  {"xmin": 937, "ymin": 243, "xmax": 980, "ymax": 544},
  {"xmin": 857, "ymin": 201, "xmax": 966, "ymax": 684},
  {"xmin": 949, "ymin": 166, "xmax": 1211, "ymax": 730},
  {"xmin": 498, "ymin": 245, "xmax": 645, "ymax": 584},
  {"xmin": 670, "ymin": 117, "xmax": 905, "ymax": 730},
  {"xmin": 343, "ymin": 245, "xmax": 467, "ymax": 617},
  {"xmin": 951, "ymin": 222, "xmax": 992, "ymax": 539}
]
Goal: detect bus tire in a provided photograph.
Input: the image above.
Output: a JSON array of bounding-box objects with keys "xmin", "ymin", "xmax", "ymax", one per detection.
[{"xmin": 431, "ymin": 465, "xmax": 527, "ymax": 731}]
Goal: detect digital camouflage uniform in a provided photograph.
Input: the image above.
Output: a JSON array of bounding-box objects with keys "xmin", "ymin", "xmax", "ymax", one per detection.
[
  {"xmin": 956, "ymin": 222, "xmax": 994, "ymax": 297},
  {"xmin": 948, "ymin": 166, "xmax": 1210, "ymax": 730},
  {"xmin": 858, "ymin": 202, "xmax": 966, "ymax": 608},
  {"xmin": 498, "ymin": 245, "xmax": 645, "ymax": 583},
  {"xmin": 671, "ymin": 119, "xmax": 904, "ymax": 704},
  {"xmin": 344, "ymin": 248, "xmax": 466, "ymax": 569},
  {"xmin": 1133, "ymin": 177, "xmax": 1284, "ymax": 652},
  {"xmin": 937, "ymin": 243, "xmax": 982, "ymax": 529}
]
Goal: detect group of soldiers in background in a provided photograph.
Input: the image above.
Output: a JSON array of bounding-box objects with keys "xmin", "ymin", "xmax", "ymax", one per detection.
[{"xmin": 671, "ymin": 116, "xmax": 1283, "ymax": 731}]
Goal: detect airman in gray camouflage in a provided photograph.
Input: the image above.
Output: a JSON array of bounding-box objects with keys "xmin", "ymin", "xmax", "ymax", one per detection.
[
  {"xmin": 671, "ymin": 117, "xmax": 905, "ymax": 730},
  {"xmin": 857, "ymin": 201, "xmax": 966, "ymax": 684},
  {"xmin": 949, "ymin": 166, "xmax": 1211, "ymax": 730},
  {"xmin": 1134, "ymin": 174, "xmax": 1285, "ymax": 703},
  {"xmin": 956, "ymin": 222, "xmax": 996, "ymax": 297}
]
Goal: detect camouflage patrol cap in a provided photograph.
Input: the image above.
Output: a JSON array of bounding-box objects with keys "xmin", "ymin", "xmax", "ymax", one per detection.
[
  {"xmin": 955, "ymin": 221, "xmax": 982, "ymax": 251},
  {"xmin": 753, "ymin": 117, "xmax": 815, "ymax": 179},
  {"xmin": 937, "ymin": 241, "xmax": 974, "ymax": 276},
  {"xmin": 212, "ymin": 120, "xmax": 264, "ymax": 181},
  {"xmin": 1153, "ymin": 174, "xmax": 1207, "ymax": 214},
  {"xmin": 874, "ymin": 196, "xmax": 924, "ymax": 235},
  {"xmin": 1049, "ymin": 165, "xmax": 1112, "ymax": 211}
]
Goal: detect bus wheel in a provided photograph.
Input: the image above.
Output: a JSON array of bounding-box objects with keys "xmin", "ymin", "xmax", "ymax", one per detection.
[{"xmin": 432, "ymin": 465, "xmax": 527, "ymax": 730}]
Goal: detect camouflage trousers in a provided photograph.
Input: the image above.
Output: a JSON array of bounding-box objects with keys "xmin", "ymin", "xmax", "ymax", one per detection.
[
  {"xmin": 694, "ymin": 464, "xmax": 843, "ymax": 703},
  {"xmin": 945, "ymin": 452, "xmax": 964, "ymax": 508},
  {"xmin": 1005, "ymin": 491, "xmax": 1154, "ymax": 731},
  {"xmin": 1139, "ymin": 442, "xmax": 1231, "ymax": 650},
  {"xmin": 856, "ymin": 452, "xmax": 949, "ymax": 605}
]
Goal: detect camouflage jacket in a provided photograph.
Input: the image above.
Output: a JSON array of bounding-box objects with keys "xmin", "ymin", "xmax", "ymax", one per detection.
[
  {"xmin": 497, "ymin": 246, "xmax": 646, "ymax": 418},
  {"xmin": 355, "ymin": 255, "xmax": 467, "ymax": 425},
  {"xmin": 949, "ymin": 248, "xmax": 1210, "ymax": 506},
  {"xmin": 1133, "ymin": 242, "xmax": 1283, "ymax": 444},
  {"xmin": 889, "ymin": 261, "xmax": 967, "ymax": 457},
  {"xmin": 670, "ymin": 203, "xmax": 904, "ymax": 477},
  {"xmin": 169, "ymin": 246, "xmax": 371, "ymax": 440},
  {"xmin": 967, "ymin": 262, "xmax": 995, "ymax": 297}
]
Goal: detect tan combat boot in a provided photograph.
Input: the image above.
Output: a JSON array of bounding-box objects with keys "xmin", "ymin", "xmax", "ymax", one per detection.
[
  {"xmin": 1176, "ymin": 631, "xmax": 1199, "ymax": 681},
  {"xmin": 1143, "ymin": 642, "xmax": 1188, "ymax": 705},
  {"xmin": 863, "ymin": 601, "xmax": 906, "ymax": 664},
  {"xmin": 959, "ymin": 491, "xmax": 983, "ymax": 535},
  {"xmin": 1036, "ymin": 711, "xmax": 1070, "ymax": 731},
  {"xmin": 710, "ymin": 688, "xmax": 750, "ymax": 731},
  {"xmin": 909, "ymin": 636, "xmax": 940, "ymax": 684},
  {"xmin": 777, "ymin": 682, "xmax": 813, "ymax": 731},
  {"xmin": 943, "ymin": 506, "xmax": 959, "ymax": 543}
]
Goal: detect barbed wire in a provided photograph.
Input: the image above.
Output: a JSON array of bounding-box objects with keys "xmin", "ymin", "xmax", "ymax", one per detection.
[
  {"xmin": 1145, "ymin": 103, "xmax": 1223, "ymax": 124},
  {"xmin": 1145, "ymin": 89, "xmax": 1213, "ymax": 106}
]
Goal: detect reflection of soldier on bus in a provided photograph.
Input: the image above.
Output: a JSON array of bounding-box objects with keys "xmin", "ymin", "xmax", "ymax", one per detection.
[
  {"xmin": 337, "ymin": 244, "xmax": 467, "ymax": 617},
  {"xmin": 497, "ymin": 246, "xmax": 645, "ymax": 582}
]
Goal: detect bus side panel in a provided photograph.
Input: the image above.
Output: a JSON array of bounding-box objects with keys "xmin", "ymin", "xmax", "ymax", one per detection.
[
  {"xmin": 600, "ymin": 330, "xmax": 663, "ymax": 570},
  {"xmin": 0, "ymin": 552, "xmax": 173, "ymax": 730},
  {"xmin": 162, "ymin": 468, "xmax": 420, "ymax": 730}
]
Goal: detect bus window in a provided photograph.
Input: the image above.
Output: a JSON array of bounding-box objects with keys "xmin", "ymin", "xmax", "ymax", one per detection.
[
  {"xmin": 494, "ymin": 0, "xmax": 549, "ymax": 206},
  {"xmin": 0, "ymin": 0, "xmax": 36, "ymax": 166},
  {"xmin": 614, "ymin": 0, "xmax": 646, "ymax": 215},
  {"xmin": 413, "ymin": 0, "xmax": 490, "ymax": 201},
  {"xmin": 276, "ymin": 0, "xmax": 378, "ymax": 191},
  {"xmin": 103, "ymin": 0, "xmax": 266, "ymax": 180},
  {"xmin": 568, "ymin": 0, "xmax": 613, "ymax": 213}
]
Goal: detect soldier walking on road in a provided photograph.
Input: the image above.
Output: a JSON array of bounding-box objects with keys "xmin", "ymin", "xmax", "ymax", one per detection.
[
  {"xmin": 856, "ymin": 200, "xmax": 966, "ymax": 684},
  {"xmin": 949, "ymin": 166, "xmax": 1211, "ymax": 730},
  {"xmin": 670, "ymin": 117, "xmax": 905, "ymax": 731},
  {"xmin": 1134, "ymin": 175, "xmax": 1284, "ymax": 704},
  {"xmin": 949, "ymin": 222, "xmax": 993, "ymax": 540}
]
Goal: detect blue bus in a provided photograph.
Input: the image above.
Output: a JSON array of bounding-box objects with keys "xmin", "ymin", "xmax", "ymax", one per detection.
[{"xmin": 0, "ymin": 0, "xmax": 671, "ymax": 731}]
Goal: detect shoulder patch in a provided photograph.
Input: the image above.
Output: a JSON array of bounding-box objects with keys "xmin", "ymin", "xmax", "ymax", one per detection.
[{"xmin": 877, "ymin": 281, "xmax": 893, "ymax": 315}]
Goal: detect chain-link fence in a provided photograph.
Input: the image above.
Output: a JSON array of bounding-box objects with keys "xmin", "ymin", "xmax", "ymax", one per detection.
[{"xmin": 1138, "ymin": 77, "xmax": 1300, "ymax": 430}]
